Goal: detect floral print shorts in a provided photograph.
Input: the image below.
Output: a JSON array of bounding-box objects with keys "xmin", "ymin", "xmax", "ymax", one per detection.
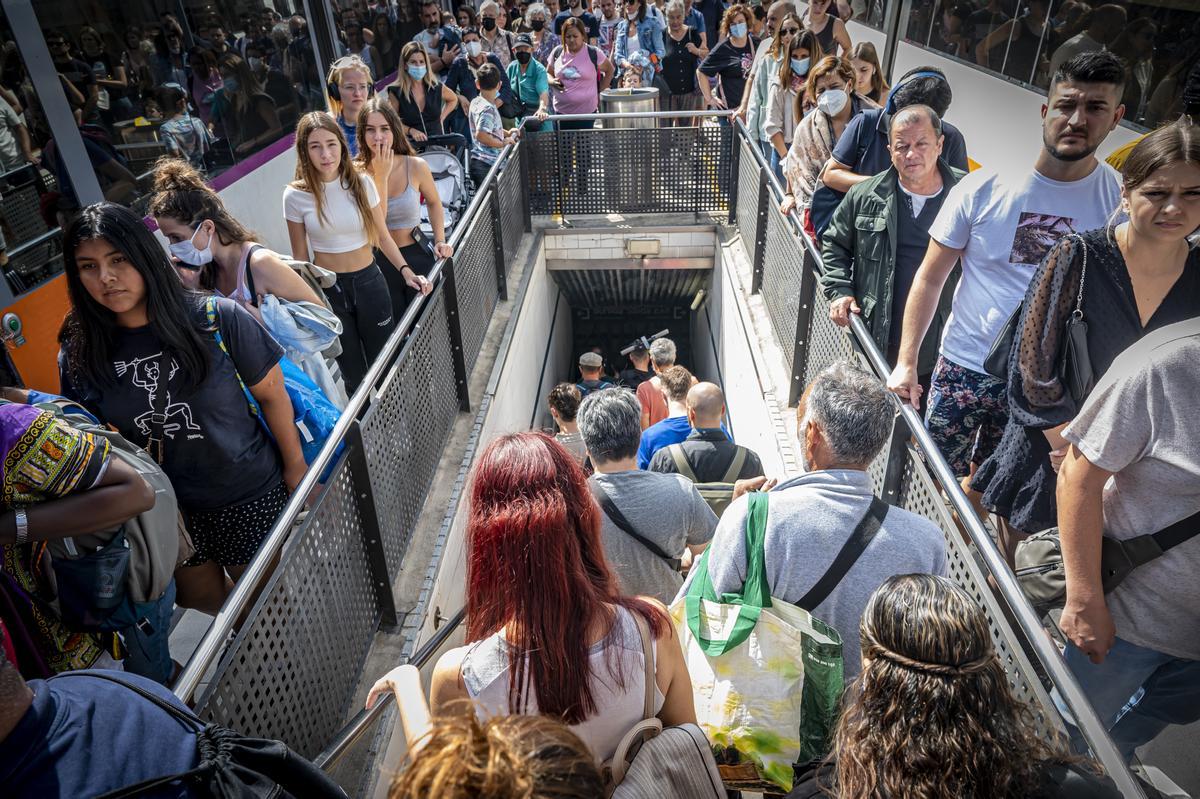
[{"xmin": 924, "ymin": 356, "xmax": 1009, "ymax": 479}]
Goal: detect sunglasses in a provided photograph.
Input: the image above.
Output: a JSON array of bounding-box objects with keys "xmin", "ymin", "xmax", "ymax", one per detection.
[
  {"xmin": 780, "ymin": 26, "xmax": 800, "ymax": 35},
  {"xmin": 625, "ymin": 0, "xmax": 639, "ymax": 5}
]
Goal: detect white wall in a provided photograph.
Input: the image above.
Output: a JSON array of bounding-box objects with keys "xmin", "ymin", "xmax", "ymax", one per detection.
[{"xmin": 214, "ymin": 145, "xmax": 300, "ymax": 254}]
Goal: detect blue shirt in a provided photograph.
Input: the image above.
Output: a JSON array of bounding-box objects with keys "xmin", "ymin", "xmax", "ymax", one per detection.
[
  {"xmin": 831, "ymin": 107, "xmax": 969, "ymax": 178},
  {"xmin": 337, "ymin": 113, "xmax": 358, "ymax": 157},
  {"xmin": 638, "ymin": 415, "xmax": 692, "ymax": 469},
  {"xmin": 1, "ymin": 671, "xmax": 200, "ymax": 798}
]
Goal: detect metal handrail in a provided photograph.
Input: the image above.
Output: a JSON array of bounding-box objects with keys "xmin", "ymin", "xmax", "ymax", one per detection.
[
  {"xmin": 314, "ymin": 607, "xmax": 467, "ymax": 771},
  {"xmin": 731, "ymin": 121, "xmax": 1145, "ymax": 798},
  {"xmin": 545, "ymin": 109, "xmax": 737, "ymax": 122},
  {"xmin": 172, "ymin": 143, "xmax": 521, "ymax": 704}
]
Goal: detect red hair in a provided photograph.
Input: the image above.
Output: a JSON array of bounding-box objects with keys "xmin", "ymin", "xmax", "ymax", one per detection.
[{"xmin": 466, "ymin": 432, "xmax": 668, "ymax": 725}]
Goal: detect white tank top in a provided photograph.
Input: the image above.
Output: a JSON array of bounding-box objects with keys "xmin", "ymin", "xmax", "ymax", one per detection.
[{"xmin": 460, "ymin": 605, "xmax": 665, "ymax": 763}]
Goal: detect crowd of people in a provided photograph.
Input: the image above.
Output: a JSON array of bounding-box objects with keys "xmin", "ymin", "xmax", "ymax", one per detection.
[{"xmin": 1, "ymin": 1, "xmax": 1199, "ymax": 798}]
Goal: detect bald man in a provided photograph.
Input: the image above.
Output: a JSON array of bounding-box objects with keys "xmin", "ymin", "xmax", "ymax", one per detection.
[{"xmin": 647, "ymin": 382, "xmax": 764, "ymax": 483}]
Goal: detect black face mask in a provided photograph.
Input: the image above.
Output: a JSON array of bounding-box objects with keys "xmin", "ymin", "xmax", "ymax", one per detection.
[
  {"xmin": 530, "ymin": 18, "xmax": 545, "ymax": 30},
  {"xmin": 516, "ymin": 51, "xmax": 532, "ymax": 64},
  {"xmin": 482, "ymin": 17, "xmax": 497, "ymax": 30}
]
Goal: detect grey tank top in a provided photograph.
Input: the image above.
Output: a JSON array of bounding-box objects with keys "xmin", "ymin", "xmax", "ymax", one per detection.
[{"xmin": 385, "ymin": 157, "xmax": 421, "ymax": 230}]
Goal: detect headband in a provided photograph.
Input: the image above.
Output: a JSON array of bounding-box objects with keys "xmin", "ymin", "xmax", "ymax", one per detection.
[{"xmin": 884, "ymin": 70, "xmax": 947, "ymax": 114}]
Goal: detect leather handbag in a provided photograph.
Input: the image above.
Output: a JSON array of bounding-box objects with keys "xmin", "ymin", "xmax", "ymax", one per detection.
[
  {"xmin": 605, "ymin": 612, "xmax": 725, "ymax": 799},
  {"xmin": 1015, "ymin": 506, "xmax": 1200, "ymax": 614},
  {"xmin": 984, "ymin": 235, "xmax": 1094, "ymax": 404}
]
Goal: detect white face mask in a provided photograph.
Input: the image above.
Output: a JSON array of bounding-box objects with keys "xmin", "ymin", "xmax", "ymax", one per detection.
[
  {"xmin": 465, "ymin": 40, "xmax": 483, "ymax": 57},
  {"xmin": 817, "ymin": 87, "xmax": 848, "ymax": 116},
  {"xmin": 168, "ymin": 223, "xmax": 214, "ymax": 267}
]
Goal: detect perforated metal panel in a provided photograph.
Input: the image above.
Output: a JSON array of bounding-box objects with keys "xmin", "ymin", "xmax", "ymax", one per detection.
[
  {"xmin": 898, "ymin": 452, "xmax": 1061, "ymax": 738},
  {"xmin": 527, "ymin": 126, "xmax": 730, "ymax": 216},
  {"xmin": 498, "ymin": 147, "xmax": 525, "ymax": 267},
  {"xmin": 800, "ymin": 273, "xmax": 857, "ymax": 388},
  {"xmin": 451, "ymin": 206, "xmax": 499, "ymax": 367},
  {"xmin": 1, "ymin": 184, "xmax": 47, "ymax": 243},
  {"xmin": 361, "ymin": 292, "xmax": 460, "ymax": 576},
  {"xmin": 735, "ymin": 138, "xmax": 762, "ymax": 270},
  {"xmin": 196, "ymin": 456, "xmax": 381, "ymax": 758},
  {"xmin": 759, "ymin": 201, "xmax": 807, "ymax": 363}
]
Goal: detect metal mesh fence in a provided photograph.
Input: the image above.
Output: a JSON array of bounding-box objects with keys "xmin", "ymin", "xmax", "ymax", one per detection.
[
  {"xmin": 196, "ymin": 455, "xmax": 380, "ymax": 758},
  {"xmin": 759, "ymin": 201, "xmax": 807, "ymax": 363},
  {"xmin": 498, "ymin": 147, "xmax": 525, "ymax": 267},
  {"xmin": 527, "ymin": 125, "xmax": 731, "ymax": 216},
  {"xmin": 451, "ymin": 203, "xmax": 500, "ymax": 368},
  {"xmin": 360, "ymin": 291, "xmax": 461, "ymax": 576},
  {"xmin": 735, "ymin": 138, "xmax": 763, "ymax": 270}
]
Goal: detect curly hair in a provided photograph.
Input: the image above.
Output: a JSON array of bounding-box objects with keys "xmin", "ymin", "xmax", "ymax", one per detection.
[
  {"xmin": 390, "ymin": 703, "xmax": 604, "ymax": 798},
  {"xmin": 830, "ymin": 574, "xmax": 1091, "ymax": 799},
  {"xmin": 547, "ymin": 382, "xmax": 582, "ymax": 422}
]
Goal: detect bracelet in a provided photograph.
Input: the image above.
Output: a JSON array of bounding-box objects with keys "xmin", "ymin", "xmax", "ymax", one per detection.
[{"xmin": 14, "ymin": 508, "xmax": 28, "ymax": 545}]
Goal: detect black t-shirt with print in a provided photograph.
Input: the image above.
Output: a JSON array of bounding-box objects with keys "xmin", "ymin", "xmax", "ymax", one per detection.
[
  {"xmin": 60, "ymin": 297, "xmax": 284, "ymax": 512},
  {"xmin": 698, "ymin": 37, "xmax": 757, "ymax": 109}
]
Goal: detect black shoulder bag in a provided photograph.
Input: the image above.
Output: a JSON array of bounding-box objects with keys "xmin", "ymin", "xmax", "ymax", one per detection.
[
  {"xmin": 984, "ymin": 234, "xmax": 1094, "ymax": 405},
  {"xmin": 591, "ymin": 481, "xmax": 683, "ymax": 572}
]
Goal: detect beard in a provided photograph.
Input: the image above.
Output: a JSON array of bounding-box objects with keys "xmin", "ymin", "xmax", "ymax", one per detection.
[{"xmin": 1043, "ymin": 130, "xmax": 1097, "ymax": 162}]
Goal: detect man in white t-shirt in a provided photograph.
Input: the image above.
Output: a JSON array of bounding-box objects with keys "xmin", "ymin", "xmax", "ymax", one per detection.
[{"xmin": 886, "ymin": 51, "xmax": 1126, "ymax": 506}]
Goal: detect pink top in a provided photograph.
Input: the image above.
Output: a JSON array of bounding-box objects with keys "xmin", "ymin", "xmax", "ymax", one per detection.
[{"xmin": 552, "ymin": 45, "xmax": 607, "ymax": 115}]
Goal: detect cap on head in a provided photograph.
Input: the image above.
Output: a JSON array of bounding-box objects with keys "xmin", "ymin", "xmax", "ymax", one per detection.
[
  {"xmin": 579, "ymin": 352, "xmax": 603, "ymax": 368},
  {"xmin": 515, "ymin": 32, "xmax": 534, "ymax": 48}
]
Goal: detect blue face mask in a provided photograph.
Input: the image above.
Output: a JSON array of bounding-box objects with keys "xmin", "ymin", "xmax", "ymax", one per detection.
[
  {"xmin": 730, "ymin": 21, "xmax": 748, "ymax": 38},
  {"xmin": 407, "ymin": 64, "xmax": 428, "ymax": 81},
  {"xmin": 791, "ymin": 57, "xmax": 810, "ymax": 75},
  {"xmin": 222, "ymin": 76, "xmax": 239, "ymax": 93}
]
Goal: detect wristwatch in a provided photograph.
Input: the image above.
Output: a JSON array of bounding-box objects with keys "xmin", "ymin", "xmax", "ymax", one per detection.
[{"xmin": 14, "ymin": 508, "xmax": 28, "ymax": 545}]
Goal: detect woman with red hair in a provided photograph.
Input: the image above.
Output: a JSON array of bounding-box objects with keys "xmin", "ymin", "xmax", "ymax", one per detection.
[{"xmin": 427, "ymin": 431, "xmax": 697, "ymax": 762}]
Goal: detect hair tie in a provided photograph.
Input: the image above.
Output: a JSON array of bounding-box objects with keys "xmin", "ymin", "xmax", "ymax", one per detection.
[{"xmin": 865, "ymin": 629, "xmax": 995, "ymax": 677}]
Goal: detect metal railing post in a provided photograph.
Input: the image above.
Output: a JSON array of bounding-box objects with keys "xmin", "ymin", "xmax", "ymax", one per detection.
[
  {"xmin": 440, "ymin": 258, "xmax": 472, "ymax": 412},
  {"xmin": 750, "ymin": 170, "xmax": 770, "ymax": 294},
  {"xmin": 488, "ymin": 189, "xmax": 508, "ymax": 301},
  {"xmin": 346, "ymin": 419, "xmax": 398, "ymax": 628},
  {"xmin": 787, "ymin": 246, "xmax": 819, "ymax": 407},
  {"xmin": 880, "ymin": 412, "xmax": 910, "ymax": 504},
  {"xmin": 517, "ymin": 144, "xmax": 532, "ymax": 232},
  {"xmin": 727, "ymin": 131, "xmax": 742, "ymax": 225}
]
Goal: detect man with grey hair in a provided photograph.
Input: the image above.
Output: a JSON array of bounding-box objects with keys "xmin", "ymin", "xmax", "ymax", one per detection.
[
  {"xmin": 820, "ymin": 104, "xmax": 965, "ymax": 410},
  {"xmin": 578, "ymin": 388, "xmax": 717, "ymax": 603},
  {"xmin": 681, "ymin": 362, "xmax": 947, "ymax": 679},
  {"xmin": 637, "ymin": 336, "xmax": 678, "ymax": 429}
]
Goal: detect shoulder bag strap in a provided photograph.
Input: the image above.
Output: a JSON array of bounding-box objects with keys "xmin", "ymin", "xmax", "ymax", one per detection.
[
  {"xmin": 1073, "ymin": 234, "xmax": 1087, "ymax": 316},
  {"xmin": 719, "ymin": 447, "xmax": 748, "ymax": 484},
  {"xmin": 1151, "ymin": 507, "xmax": 1200, "ymax": 553},
  {"xmin": 794, "ymin": 496, "xmax": 889, "ymax": 612},
  {"xmin": 590, "ymin": 481, "xmax": 682, "ymax": 571},
  {"xmin": 667, "ymin": 444, "xmax": 698, "ymax": 481},
  {"xmin": 51, "ymin": 671, "xmax": 203, "ymax": 730},
  {"xmin": 145, "ymin": 350, "xmax": 172, "ymax": 464},
  {"xmin": 631, "ymin": 610, "xmax": 656, "ymax": 721}
]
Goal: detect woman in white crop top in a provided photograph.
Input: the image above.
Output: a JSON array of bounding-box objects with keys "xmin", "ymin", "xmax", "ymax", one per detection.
[
  {"xmin": 284, "ymin": 111, "xmax": 431, "ymax": 392},
  {"xmin": 418, "ymin": 432, "xmax": 697, "ymax": 763},
  {"xmin": 355, "ymin": 97, "xmax": 454, "ymax": 324},
  {"xmin": 151, "ymin": 158, "xmax": 322, "ymax": 316}
]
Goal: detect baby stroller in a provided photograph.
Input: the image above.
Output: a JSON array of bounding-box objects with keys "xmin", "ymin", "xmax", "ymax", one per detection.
[{"xmin": 414, "ymin": 134, "xmax": 470, "ymax": 241}]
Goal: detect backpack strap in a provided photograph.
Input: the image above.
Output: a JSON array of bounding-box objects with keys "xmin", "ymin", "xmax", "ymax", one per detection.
[
  {"xmin": 51, "ymin": 671, "xmax": 202, "ymax": 730},
  {"xmin": 719, "ymin": 447, "xmax": 748, "ymax": 484},
  {"xmin": 667, "ymin": 444, "xmax": 697, "ymax": 482},
  {"xmin": 590, "ymin": 481, "xmax": 682, "ymax": 571},
  {"xmin": 794, "ymin": 496, "xmax": 889, "ymax": 612}
]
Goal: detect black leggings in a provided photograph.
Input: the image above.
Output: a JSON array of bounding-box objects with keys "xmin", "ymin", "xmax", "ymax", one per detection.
[
  {"xmin": 327, "ymin": 260, "xmax": 395, "ymax": 393},
  {"xmin": 382, "ymin": 242, "xmax": 436, "ymax": 326}
]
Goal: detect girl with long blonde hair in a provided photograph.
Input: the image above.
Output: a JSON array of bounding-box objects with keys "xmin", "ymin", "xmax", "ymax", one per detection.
[
  {"xmin": 285, "ymin": 112, "xmax": 431, "ymax": 392},
  {"xmin": 387, "ymin": 42, "xmax": 458, "ymax": 142},
  {"xmin": 356, "ymin": 97, "xmax": 454, "ymax": 323}
]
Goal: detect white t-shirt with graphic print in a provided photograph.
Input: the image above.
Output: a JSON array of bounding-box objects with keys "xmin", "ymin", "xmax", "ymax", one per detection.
[{"xmin": 927, "ymin": 161, "xmax": 1121, "ymax": 374}]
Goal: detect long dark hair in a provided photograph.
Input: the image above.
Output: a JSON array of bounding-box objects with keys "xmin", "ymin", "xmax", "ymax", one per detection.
[{"xmin": 59, "ymin": 202, "xmax": 210, "ymax": 394}]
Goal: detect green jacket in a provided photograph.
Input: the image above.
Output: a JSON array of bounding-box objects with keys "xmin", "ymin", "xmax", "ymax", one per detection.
[{"xmin": 819, "ymin": 159, "xmax": 965, "ymax": 375}]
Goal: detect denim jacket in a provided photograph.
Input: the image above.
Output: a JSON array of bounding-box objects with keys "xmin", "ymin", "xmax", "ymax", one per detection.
[{"xmin": 613, "ymin": 17, "xmax": 666, "ymax": 75}]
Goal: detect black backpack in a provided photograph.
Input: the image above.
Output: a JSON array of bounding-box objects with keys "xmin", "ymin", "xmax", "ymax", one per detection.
[{"xmin": 51, "ymin": 672, "xmax": 347, "ymax": 799}]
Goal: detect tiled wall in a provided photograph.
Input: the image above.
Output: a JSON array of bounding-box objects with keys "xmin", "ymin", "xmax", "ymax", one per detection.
[{"xmin": 543, "ymin": 226, "xmax": 716, "ymax": 261}]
